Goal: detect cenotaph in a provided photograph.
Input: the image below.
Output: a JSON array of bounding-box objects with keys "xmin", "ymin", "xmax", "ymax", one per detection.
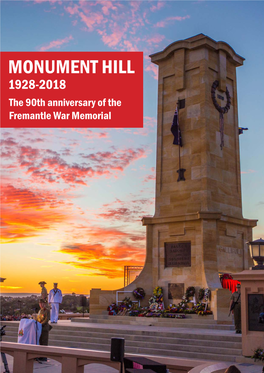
[{"xmin": 90, "ymin": 34, "xmax": 257, "ymax": 320}]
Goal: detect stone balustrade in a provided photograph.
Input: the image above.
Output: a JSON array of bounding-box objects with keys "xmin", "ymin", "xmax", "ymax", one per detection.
[
  {"xmin": 0, "ymin": 341, "xmax": 120, "ymax": 373},
  {"xmin": 1, "ymin": 341, "xmax": 214, "ymax": 373}
]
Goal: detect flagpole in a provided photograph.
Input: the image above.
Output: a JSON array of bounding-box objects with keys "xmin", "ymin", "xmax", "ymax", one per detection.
[{"xmin": 177, "ymin": 101, "xmax": 181, "ymax": 171}]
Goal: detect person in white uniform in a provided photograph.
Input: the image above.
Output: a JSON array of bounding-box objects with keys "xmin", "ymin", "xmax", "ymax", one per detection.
[{"xmin": 48, "ymin": 283, "xmax": 62, "ymax": 323}]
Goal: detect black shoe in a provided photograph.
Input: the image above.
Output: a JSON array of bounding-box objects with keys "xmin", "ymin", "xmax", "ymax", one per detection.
[
  {"xmin": 235, "ymin": 330, "xmax": 240, "ymax": 333},
  {"xmin": 35, "ymin": 358, "xmax": 43, "ymax": 364}
]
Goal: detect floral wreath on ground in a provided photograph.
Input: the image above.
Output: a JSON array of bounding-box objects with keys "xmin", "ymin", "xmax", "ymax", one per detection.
[
  {"xmin": 251, "ymin": 348, "xmax": 264, "ymax": 362},
  {"xmin": 133, "ymin": 287, "xmax": 145, "ymax": 300},
  {"xmin": 198, "ymin": 288, "xmax": 211, "ymax": 302},
  {"xmin": 185, "ymin": 286, "xmax": 195, "ymax": 300},
  {"xmin": 152, "ymin": 286, "xmax": 163, "ymax": 303},
  {"xmin": 107, "ymin": 303, "xmax": 118, "ymax": 315}
]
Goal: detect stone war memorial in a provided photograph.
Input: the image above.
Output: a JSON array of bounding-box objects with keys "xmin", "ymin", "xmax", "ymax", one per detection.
[{"xmin": 90, "ymin": 34, "xmax": 258, "ymax": 323}]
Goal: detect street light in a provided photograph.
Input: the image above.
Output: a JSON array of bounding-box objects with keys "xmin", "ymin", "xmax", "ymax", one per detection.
[{"xmin": 248, "ymin": 238, "xmax": 264, "ymax": 270}]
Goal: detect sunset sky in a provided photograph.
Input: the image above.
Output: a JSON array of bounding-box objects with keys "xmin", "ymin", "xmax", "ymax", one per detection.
[{"xmin": 1, "ymin": 1, "xmax": 264, "ymax": 295}]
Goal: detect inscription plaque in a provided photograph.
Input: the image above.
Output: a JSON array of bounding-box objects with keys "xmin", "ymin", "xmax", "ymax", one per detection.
[
  {"xmin": 248, "ymin": 294, "xmax": 264, "ymax": 332},
  {"xmin": 168, "ymin": 283, "xmax": 184, "ymax": 299},
  {"xmin": 165, "ymin": 242, "xmax": 191, "ymax": 268}
]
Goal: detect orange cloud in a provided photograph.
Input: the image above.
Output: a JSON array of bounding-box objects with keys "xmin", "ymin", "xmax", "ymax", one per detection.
[
  {"xmin": 58, "ymin": 240, "xmax": 145, "ymax": 278},
  {"xmin": 0, "ymin": 185, "xmax": 71, "ymax": 243}
]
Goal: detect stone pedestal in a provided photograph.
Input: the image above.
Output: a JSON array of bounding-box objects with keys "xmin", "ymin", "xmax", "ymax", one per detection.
[{"xmin": 233, "ymin": 270, "xmax": 264, "ymax": 356}]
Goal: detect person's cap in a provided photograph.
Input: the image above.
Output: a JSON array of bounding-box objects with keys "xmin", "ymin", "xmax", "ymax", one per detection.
[
  {"xmin": 38, "ymin": 281, "xmax": 47, "ymax": 285},
  {"xmin": 54, "ymin": 282, "xmax": 58, "ymax": 285}
]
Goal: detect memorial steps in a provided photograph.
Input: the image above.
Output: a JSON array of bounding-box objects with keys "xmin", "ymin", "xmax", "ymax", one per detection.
[
  {"xmin": 1, "ymin": 320, "xmax": 244, "ymax": 363},
  {"xmin": 83, "ymin": 314, "xmax": 235, "ymax": 330}
]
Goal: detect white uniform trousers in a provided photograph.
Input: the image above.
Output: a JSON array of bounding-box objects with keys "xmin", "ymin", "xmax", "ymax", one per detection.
[{"xmin": 50, "ymin": 302, "xmax": 60, "ymax": 322}]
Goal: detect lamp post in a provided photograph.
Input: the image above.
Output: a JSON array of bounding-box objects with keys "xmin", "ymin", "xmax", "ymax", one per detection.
[{"xmin": 248, "ymin": 238, "xmax": 264, "ymax": 270}]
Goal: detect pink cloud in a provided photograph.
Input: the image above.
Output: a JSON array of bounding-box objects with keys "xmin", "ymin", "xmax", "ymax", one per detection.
[
  {"xmin": 133, "ymin": 116, "xmax": 156, "ymax": 136},
  {"xmin": 145, "ymin": 62, "xmax": 158, "ymax": 80},
  {"xmin": 155, "ymin": 15, "xmax": 190, "ymax": 28},
  {"xmin": 150, "ymin": 2, "xmax": 165, "ymax": 12},
  {"xmin": 241, "ymin": 169, "xmax": 256, "ymax": 174},
  {"xmin": 146, "ymin": 34, "xmax": 165, "ymax": 45},
  {"xmin": 98, "ymin": 196, "xmax": 154, "ymax": 223},
  {"xmin": 39, "ymin": 35, "xmax": 73, "ymax": 51},
  {"xmin": 1, "ymin": 135, "xmax": 147, "ymax": 187}
]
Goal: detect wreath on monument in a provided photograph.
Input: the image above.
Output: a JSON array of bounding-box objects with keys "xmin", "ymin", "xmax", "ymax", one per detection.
[
  {"xmin": 204, "ymin": 288, "xmax": 211, "ymax": 302},
  {"xmin": 211, "ymin": 80, "xmax": 231, "ymax": 114},
  {"xmin": 133, "ymin": 287, "xmax": 145, "ymax": 300},
  {"xmin": 185, "ymin": 286, "xmax": 195, "ymax": 299},
  {"xmin": 211, "ymin": 80, "xmax": 231, "ymax": 150},
  {"xmin": 198, "ymin": 288, "xmax": 205, "ymax": 301}
]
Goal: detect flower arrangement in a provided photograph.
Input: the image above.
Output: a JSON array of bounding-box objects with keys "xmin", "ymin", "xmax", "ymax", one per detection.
[
  {"xmin": 198, "ymin": 288, "xmax": 205, "ymax": 301},
  {"xmin": 153, "ymin": 286, "xmax": 163, "ymax": 297},
  {"xmin": 149, "ymin": 286, "xmax": 163, "ymax": 305},
  {"xmin": 148, "ymin": 296, "xmax": 156, "ymax": 304},
  {"xmin": 251, "ymin": 348, "xmax": 264, "ymax": 362},
  {"xmin": 185, "ymin": 286, "xmax": 195, "ymax": 299},
  {"xmin": 107, "ymin": 285, "xmax": 212, "ymax": 317},
  {"xmin": 107, "ymin": 303, "xmax": 118, "ymax": 315},
  {"xmin": 133, "ymin": 287, "xmax": 145, "ymax": 300},
  {"xmin": 203, "ymin": 288, "xmax": 211, "ymax": 302},
  {"xmin": 177, "ymin": 296, "xmax": 188, "ymax": 311},
  {"xmin": 119, "ymin": 297, "xmax": 133, "ymax": 308}
]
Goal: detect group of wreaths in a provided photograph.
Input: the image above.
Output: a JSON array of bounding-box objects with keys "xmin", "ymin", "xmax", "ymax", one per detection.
[
  {"xmin": 175, "ymin": 286, "xmax": 212, "ymax": 316},
  {"xmin": 107, "ymin": 286, "xmax": 212, "ymax": 317},
  {"xmin": 185, "ymin": 286, "xmax": 211, "ymax": 302}
]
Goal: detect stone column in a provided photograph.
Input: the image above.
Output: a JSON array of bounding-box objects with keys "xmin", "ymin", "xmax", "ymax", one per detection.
[{"xmin": 232, "ymin": 270, "xmax": 264, "ymax": 356}]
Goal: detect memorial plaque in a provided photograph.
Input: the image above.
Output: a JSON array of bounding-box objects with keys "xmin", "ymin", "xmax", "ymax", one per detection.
[
  {"xmin": 165, "ymin": 242, "xmax": 191, "ymax": 268},
  {"xmin": 168, "ymin": 283, "xmax": 184, "ymax": 299},
  {"xmin": 248, "ymin": 294, "xmax": 264, "ymax": 332}
]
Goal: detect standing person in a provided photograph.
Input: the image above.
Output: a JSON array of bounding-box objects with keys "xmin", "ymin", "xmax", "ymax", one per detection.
[
  {"xmin": 38, "ymin": 281, "xmax": 48, "ymax": 302},
  {"xmin": 36, "ymin": 299, "xmax": 50, "ymax": 362},
  {"xmin": 48, "ymin": 283, "xmax": 62, "ymax": 323},
  {"xmin": 229, "ymin": 284, "xmax": 241, "ymax": 333}
]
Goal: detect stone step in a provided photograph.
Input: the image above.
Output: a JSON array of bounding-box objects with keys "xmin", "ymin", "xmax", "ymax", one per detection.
[
  {"xmin": 1, "ymin": 322, "xmax": 242, "ymax": 364},
  {"xmin": 50, "ymin": 339, "xmax": 238, "ymax": 363},
  {"xmin": 50, "ymin": 328, "xmax": 241, "ymax": 343},
  {"xmin": 2, "ymin": 322, "xmax": 240, "ymax": 343},
  {"xmin": 74, "ymin": 316, "xmax": 234, "ymax": 330},
  {"xmin": 48, "ymin": 332, "xmax": 242, "ymax": 349},
  {"xmin": 90, "ymin": 314, "xmax": 216, "ymax": 322},
  {"xmin": 3, "ymin": 333, "xmax": 242, "ymax": 357},
  {"xmin": 52, "ymin": 326, "xmax": 237, "ymax": 340},
  {"xmin": 86, "ymin": 320, "xmax": 234, "ymax": 330},
  {"xmin": 48, "ymin": 334, "xmax": 241, "ymax": 356}
]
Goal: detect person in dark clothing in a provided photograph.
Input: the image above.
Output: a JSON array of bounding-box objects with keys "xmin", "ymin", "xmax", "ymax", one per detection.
[
  {"xmin": 229, "ymin": 284, "xmax": 241, "ymax": 333},
  {"xmin": 224, "ymin": 365, "xmax": 241, "ymax": 373},
  {"xmin": 36, "ymin": 299, "xmax": 51, "ymax": 362}
]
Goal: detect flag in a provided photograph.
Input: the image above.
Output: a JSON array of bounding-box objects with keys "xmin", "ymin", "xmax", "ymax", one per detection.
[{"xmin": 171, "ymin": 106, "xmax": 182, "ymax": 146}]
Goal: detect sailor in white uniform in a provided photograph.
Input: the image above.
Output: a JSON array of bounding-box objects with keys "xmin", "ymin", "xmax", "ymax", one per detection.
[{"xmin": 48, "ymin": 283, "xmax": 62, "ymax": 323}]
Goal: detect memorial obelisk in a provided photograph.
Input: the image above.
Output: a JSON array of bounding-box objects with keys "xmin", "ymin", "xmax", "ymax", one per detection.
[{"xmin": 90, "ymin": 34, "xmax": 257, "ymax": 319}]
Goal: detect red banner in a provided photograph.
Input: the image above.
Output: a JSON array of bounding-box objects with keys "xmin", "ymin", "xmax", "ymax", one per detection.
[{"xmin": 1, "ymin": 52, "xmax": 143, "ymax": 128}]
